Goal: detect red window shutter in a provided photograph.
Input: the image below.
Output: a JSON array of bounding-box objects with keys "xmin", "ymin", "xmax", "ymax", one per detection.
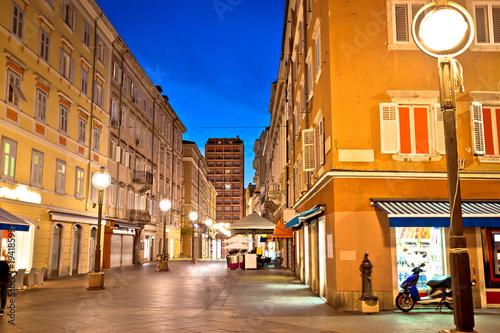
[
  {"xmin": 399, "ymin": 106, "xmax": 411, "ymax": 154},
  {"xmin": 414, "ymin": 106, "xmax": 430, "ymax": 154},
  {"xmin": 483, "ymin": 107, "xmax": 494, "ymax": 155}
]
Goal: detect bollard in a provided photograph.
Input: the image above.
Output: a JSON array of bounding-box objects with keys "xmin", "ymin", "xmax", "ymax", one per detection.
[{"xmin": 358, "ymin": 252, "xmax": 379, "ymax": 313}]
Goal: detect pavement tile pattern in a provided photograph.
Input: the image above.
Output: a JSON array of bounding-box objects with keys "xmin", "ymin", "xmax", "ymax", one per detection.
[{"xmin": 0, "ymin": 260, "xmax": 498, "ymax": 332}]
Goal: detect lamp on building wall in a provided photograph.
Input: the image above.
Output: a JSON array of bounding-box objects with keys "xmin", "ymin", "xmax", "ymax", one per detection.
[
  {"xmin": 189, "ymin": 211, "xmax": 198, "ymax": 264},
  {"xmin": 157, "ymin": 198, "xmax": 171, "ymax": 272},
  {"xmin": 412, "ymin": 1, "xmax": 475, "ymax": 331},
  {"xmin": 88, "ymin": 167, "xmax": 111, "ymax": 290}
]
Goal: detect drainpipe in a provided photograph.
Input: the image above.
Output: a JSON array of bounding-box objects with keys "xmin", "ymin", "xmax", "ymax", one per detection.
[
  {"xmin": 169, "ymin": 115, "xmax": 178, "ymax": 259},
  {"xmin": 114, "ymin": 49, "xmax": 128, "ymax": 217},
  {"xmin": 86, "ymin": 13, "xmax": 102, "ymax": 211}
]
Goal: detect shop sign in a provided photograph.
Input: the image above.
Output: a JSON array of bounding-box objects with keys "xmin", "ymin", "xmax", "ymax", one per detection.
[{"xmin": 0, "ymin": 186, "xmax": 41, "ymax": 204}]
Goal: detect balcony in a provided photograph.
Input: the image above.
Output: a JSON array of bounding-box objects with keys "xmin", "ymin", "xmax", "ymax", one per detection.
[
  {"xmin": 267, "ymin": 183, "xmax": 281, "ymax": 199},
  {"xmin": 128, "ymin": 209, "xmax": 151, "ymax": 223},
  {"xmin": 134, "ymin": 171, "xmax": 153, "ymax": 184}
]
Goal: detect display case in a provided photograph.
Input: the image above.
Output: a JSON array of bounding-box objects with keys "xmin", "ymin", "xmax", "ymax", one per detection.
[{"xmin": 396, "ymin": 227, "xmax": 445, "ymax": 289}]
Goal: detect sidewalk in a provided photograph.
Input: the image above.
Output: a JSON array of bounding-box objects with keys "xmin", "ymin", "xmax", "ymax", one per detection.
[{"xmin": 1, "ymin": 260, "xmax": 498, "ymax": 332}]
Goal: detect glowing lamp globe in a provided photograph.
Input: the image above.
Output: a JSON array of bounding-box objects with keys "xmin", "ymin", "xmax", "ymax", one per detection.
[
  {"xmin": 159, "ymin": 199, "xmax": 172, "ymax": 212},
  {"xmin": 92, "ymin": 168, "xmax": 111, "ymax": 190},
  {"xmin": 419, "ymin": 9, "xmax": 467, "ymax": 51},
  {"xmin": 189, "ymin": 211, "xmax": 198, "ymax": 221}
]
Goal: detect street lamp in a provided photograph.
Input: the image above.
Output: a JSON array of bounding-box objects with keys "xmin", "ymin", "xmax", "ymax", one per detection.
[
  {"xmin": 157, "ymin": 198, "xmax": 171, "ymax": 272},
  {"xmin": 189, "ymin": 211, "xmax": 198, "ymax": 264},
  {"xmin": 412, "ymin": 1, "xmax": 475, "ymax": 332},
  {"xmin": 88, "ymin": 167, "xmax": 111, "ymax": 290}
]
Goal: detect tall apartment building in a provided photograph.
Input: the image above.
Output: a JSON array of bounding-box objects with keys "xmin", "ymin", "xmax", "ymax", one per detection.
[
  {"xmin": 0, "ymin": 0, "xmax": 185, "ymax": 279},
  {"xmin": 262, "ymin": 0, "xmax": 500, "ymax": 311},
  {"xmin": 181, "ymin": 141, "xmax": 217, "ymax": 259},
  {"xmin": 205, "ymin": 138, "xmax": 245, "ymax": 225}
]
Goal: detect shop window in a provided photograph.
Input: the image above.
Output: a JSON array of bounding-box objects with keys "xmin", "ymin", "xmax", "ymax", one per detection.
[
  {"xmin": 483, "ymin": 229, "xmax": 500, "ymax": 288},
  {"xmin": 396, "ymin": 227, "xmax": 445, "ymax": 289}
]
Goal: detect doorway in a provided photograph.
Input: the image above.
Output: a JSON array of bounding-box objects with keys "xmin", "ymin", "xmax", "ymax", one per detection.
[
  {"xmin": 71, "ymin": 225, "xmax": 82, "ymax": 275},
  {"xmin": 50, "ymin": 224, "xmax": 63, "ymax": 277}
]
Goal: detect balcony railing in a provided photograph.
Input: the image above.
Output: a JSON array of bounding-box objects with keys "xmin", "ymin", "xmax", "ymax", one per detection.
[
  {"xmin": 128, "ymin": 209, "xmax": 151, "ymax": 222},
  {"xmin": 134, "ymin": 171, "xmax": 153, "ymax": 185}
]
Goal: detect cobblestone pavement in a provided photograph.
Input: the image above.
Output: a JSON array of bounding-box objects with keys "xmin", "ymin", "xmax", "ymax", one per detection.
[{"xmin": 0, "ymin": 260, "xmax": 498, "ymax": 332}]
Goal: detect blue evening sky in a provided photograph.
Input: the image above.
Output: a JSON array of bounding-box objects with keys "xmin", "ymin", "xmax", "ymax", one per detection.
[{"xmin": 97, "ymin": 0, "xmax": 285, "ymax": 186}]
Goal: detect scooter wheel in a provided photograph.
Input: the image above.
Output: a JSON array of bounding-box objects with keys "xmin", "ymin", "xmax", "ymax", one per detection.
[{"xmin": 395, "ymin": 293, "xmax": 415, "ymax": 312}]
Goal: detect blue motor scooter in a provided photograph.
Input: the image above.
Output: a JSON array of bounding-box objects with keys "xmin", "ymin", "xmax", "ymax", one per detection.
[{"xmin": 395, "ymin": 263, "xmax": 452, "ymax": 312}]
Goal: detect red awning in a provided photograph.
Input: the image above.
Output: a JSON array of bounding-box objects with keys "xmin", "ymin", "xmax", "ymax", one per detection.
[{"xmin": 272, "ymin": 220, "xmax": 293, "ymax": 239}]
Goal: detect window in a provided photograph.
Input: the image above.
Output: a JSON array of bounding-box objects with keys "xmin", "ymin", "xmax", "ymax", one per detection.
[
  {"xmin": 316, "ymin": 117, "xmax": 325, "ymax": 166},
  {"xmin": 225, "ymin": 184, "xmax": 231, "ymax": 190},
  {"xmin": 380, "ymin": 103, "xmax": 444, "ymax": 156},
  {"xmin": 111, "ymin": 100, "xmax": 118, "ymax": 120},
  {"xmin": 307, "ymin": 54, "xmax": 313, "ymax": 98},
  {"xmin": 314, "ymin": 25, "xmax": 321, "ymax": 80},
  {"xmin": 55, "ymin": 159, "xmax": 66, "ymax": 194},
  {"xmin": 128, "ymin": 189, "xmax": 133, "ymax": 209},
  {"xmin": 39, "ymin": 29, "xmax": 50, "ymax": 62},
  {"xmin": 130, "ymin": 116, "xmax": 135, "ymax": 137},
  {"xmin": 75, "ymin": 167, "xmax": 84, "ymax": 199},
  {"xmin": 59, "ymin": 48, "xmax": 74, "ymax": 82},
  {"xmin": 121, "ymin": 109, "xmax": 127, "ymax": 130},
  {"xmin": 471, "ymin": 102, "xmax": 500, "ymax": 157},
  {"xmin": 390, "ymin": 1, "xmax": 426, "ymax": 44},
  {"xmin": 474, "ymin": 3, "xmax": 500, "ymax": 45},
  {"xmin": 1, "ymin": 137, "xmax": 17, "ymax": 181},
  {"xmin": 78, "ymin": 116, "xmax": 86, "ymax": 144},
  {"xmin": 93, "ymin": 81, "xmax": 104, "ymax": 108},
  {"xmin": 31, "ymin": 149, "xmax": 44, "ymax": 188},
  {"xmin": 93, "ymin": 127, "xmax": 101, "ymax": 152},
  {"xmin": 35, "ymin": 88, "xmax": 48, "ymax": 122},
  {"xmin": 96, "ymin": 36, "xmax": 106, "ymax": 65},
  {"xmin": 81, "ymin": 68, "xmax": 88, "ymax": 95},
  {"xmin": 6, "ymin": 69, "xmax": 26, "ymax": 108},
  {"xmin": 83, "ymin": 20, "xmax": 91, "ymax": 48},
  {"xmin": 62, "ymin": 0, "xmax": 76, "ymax": 31},
  {"xmin": 113, "ymin": 62, "xmax": 121, "ymax": 83},
  {"xmin": 59, "ymin": 104, "xmax": 69, "ymax": 134},
  {"xmin": 109, "ymin": 182, "xmax": 115, "ymax": 206},
  {"xmin": 119, "ymin": 187, "xmax": 124, "ymax": 208},
  {"xmin": 11, "ymin": 2, "xmax": 24, "ymax": 40}
]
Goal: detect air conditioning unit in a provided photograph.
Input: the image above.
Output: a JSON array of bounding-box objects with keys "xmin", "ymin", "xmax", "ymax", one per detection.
[{"xmin": 110, "ymin": 119, "xmax": 119, "ymax": 128}]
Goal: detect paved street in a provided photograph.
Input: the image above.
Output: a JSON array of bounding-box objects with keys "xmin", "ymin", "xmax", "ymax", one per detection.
[{"xmin": 0, "ymin": 260, "xmax": 498, "ymax": 333}]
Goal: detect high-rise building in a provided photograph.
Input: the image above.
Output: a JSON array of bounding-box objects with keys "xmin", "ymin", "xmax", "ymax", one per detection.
[{"xmin": 205, "ymin": 137, "xmax": 245, "ymax": 225}]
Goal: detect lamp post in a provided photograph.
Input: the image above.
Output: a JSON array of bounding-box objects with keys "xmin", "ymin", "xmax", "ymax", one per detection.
[
  {"xmin": 157, "ymin": 198, "xmax": 171, "ymax": 271},
  {"xmin": 88, "ymin": 167, "xmax": 111, "ymax": 290},
  {"xmin": 189, "ymin": 211, "xmax": 198, "ymax": 264},
  {"xmin": 412, "ymin": 1, "xmax": 475, "ymax": 332},
  {"xmin": 204, "ymin": 219, "xmax": 212, "ymax": 258}
]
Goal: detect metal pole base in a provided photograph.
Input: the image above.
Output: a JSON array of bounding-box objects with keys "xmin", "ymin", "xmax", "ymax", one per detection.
[
  {"xmin": 87, "ymin": 272, "xmax": 105, "ymax": 290},
  {"xmin": 191, "ymin": 258, "xmax": 196, "ymax": 264},
  {"xmin": 155, "ymin": 260, "xmax": 169, "ymax": 272}
]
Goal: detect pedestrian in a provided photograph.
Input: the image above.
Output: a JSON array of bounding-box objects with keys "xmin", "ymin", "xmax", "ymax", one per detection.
[{"xmin": 0, "ymin": 260, "xmax": 9, "ymax": 316}]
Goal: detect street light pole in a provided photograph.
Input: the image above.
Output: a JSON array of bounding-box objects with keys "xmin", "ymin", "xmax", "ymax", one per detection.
[
  {"xmin": 189, "ymin": 211, "xmax": 198, "ymax": 264},
  {"xmin": 412, "ymin": 2, "xmax": 475, "ymax": 331},
  {"xmin": 158, "ymin": 198, "xmax": 171, "ymax": 271},
  {"xmin": 88, "ymin": 167, "xmax": 111, "ymax": 290}
]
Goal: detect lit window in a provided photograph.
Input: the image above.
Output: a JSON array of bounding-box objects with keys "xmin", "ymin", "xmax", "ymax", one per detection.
[
  {"xmin": 35, "ymin": 88, "xmax": 48, "ymax": 122},
  {"xmin": 55, "ymin": 159, "xmax": 66, "ymax": 194},
  {"xmin": 75, "ymin": 167, "xmax": 84, "ymax": 199},
  {"xmin": 31, "ymin": 149, "xmax": 44, "ymax": 188},
  {"xmin": 59, "ymin": 104, "xmax": 69, "ymax": 135},
  {"xmin": 1, "ymin": 137, "xmax": 17, "ymax": 181}
]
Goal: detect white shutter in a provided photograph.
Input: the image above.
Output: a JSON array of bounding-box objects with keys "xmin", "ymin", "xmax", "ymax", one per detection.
[
  {"xmin": 434, "ymin": 104, "xmax": 446, "ymax": 154},
  {"xmin": 71, "ymin": 7, "xmax": 76, "ymax": 31},
  {"xmin": 114, "ymin": 146, "xmax": 121, "ymax": 163},
  {"xmin": 394, "ymin": 4, "xmax": 409, "ymax": 42},
  {"xmin": 475, "ymin": 5, "xmax": 489, "ymax": 43},
  {"xmin": 302, "ymin": 128, "xmax": 316, "ymax": 171},
  {"xmin": 124, "ymin": 152, "xmax": 130, "ymax": 167},
  {"xmin": 493, "ymin": 6, "xmax": 500, "ymax": 43},
  {"xmin": 380, "ymin": 103, "xmax": 398, "ymax": 153},
  {"xmin": 69, "ymin": 57, "xmax": 74, "ymax": 83},
  {"xmin": 471, "ymin": 102, "xmax": 485, "ymax": 154},
  {"xmin": 59, "ymin": 49, "xmax": 64, "ymax": 75},
  {"xmin": 318, "ymin": 118, "xmax": 325, "ymax": 166}
]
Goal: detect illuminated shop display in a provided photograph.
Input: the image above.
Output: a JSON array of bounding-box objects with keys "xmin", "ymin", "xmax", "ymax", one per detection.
[{"xmin": 396, "ymin": 227, "xmax": 446, "ymax": 289}]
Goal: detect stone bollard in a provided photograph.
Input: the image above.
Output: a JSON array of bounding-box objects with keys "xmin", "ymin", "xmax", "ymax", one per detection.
[{"xmin": 358, "ymin": 252, "xmax": 379, "ymax": 313}]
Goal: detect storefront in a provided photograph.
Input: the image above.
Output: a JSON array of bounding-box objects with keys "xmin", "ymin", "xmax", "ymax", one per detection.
[
  {"xmin": 0, "ymin": 207, "xmax": 34, "ymax": 270},
  {"xmin": 103, "ymin": 220, "xmax": 140, "ymax": 269},
  {"xmin": 373, "ymin": 199, "xmax": 500, "ymax": 307}
]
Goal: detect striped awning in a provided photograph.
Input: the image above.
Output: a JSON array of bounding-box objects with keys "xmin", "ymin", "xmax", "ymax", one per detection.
[
  {"xmin": 372, "ymin": 200, "xmax": 500, "ymax": 227},
  {"xmin": 285, "ymin": 205, "xmax": 326, "ymax": 229}
]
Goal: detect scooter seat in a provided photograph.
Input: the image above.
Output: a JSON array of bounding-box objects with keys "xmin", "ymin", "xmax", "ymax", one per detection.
[{"xmin": 427, "ymin": 275, "xmax": 451, "ymax": 287}]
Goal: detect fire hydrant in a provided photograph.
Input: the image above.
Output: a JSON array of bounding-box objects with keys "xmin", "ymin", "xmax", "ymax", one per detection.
[{"xmin": 358, "ymin": 252, "xmax": 379, "ymax": 313}]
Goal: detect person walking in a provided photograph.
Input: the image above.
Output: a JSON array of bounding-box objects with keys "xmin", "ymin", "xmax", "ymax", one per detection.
[{"xmin": 0, "ymin": 259, "xmax": 10, "ymax": 316}]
